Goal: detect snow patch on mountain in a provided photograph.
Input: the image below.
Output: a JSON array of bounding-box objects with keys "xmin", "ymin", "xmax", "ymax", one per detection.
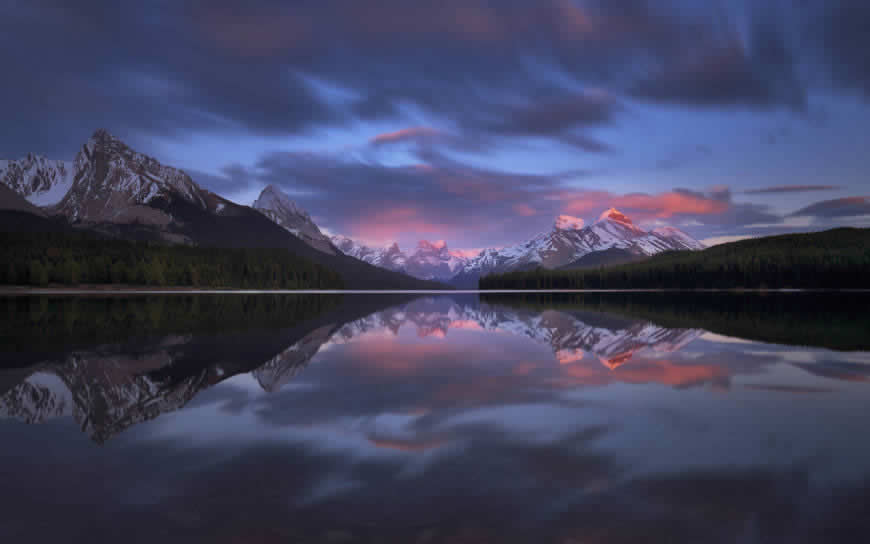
[
  {"xmin": 651, "ymin": 226, "xmax": 706, "ymax": 250},
  {"xmin": 0, "ymin": 153, "xmax": 75, "ymax": 206},
  {"xmin": 330, "ymin": 236, "xmax": 468, "ymax": 280},
  {"xmin": 455, "ymin": 208, "xmax": 705, "ymax": 282},
  {"xmin": 55, "ymin": 129, "xmax": 215, "ymax": 224}
]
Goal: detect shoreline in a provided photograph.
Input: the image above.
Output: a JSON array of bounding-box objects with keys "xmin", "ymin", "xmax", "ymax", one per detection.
[{"xmin": 1, "ymin": 286, "xmax": 870, "ymax": 295}]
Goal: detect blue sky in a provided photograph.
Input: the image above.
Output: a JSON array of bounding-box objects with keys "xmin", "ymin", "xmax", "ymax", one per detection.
[{"xmin": 1, "ymin": 0, "xmax": 869, "ymax": 249}]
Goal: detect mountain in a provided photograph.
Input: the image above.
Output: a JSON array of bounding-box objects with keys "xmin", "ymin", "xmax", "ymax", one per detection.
[
  {"xmin": 331, "ymin": 236, "xmax": 408, "ymax": 271},
  {"xmin": 55, "ymin": 129, "xmax": 220, "ymax": 226},
  {"xmin": 480, "ymin": 227, "xmax": 870, "ymax": 290},
  {"xmin": 331, "ymin": 236, "xmax": 467, "ymax": 281},
  {"xmin": 0, "ymin": 182, "xmax": 46, "ymax": 216},
  {"xmin": 452, "ymin": 208, "xmax": 704, "ymax": 286},
  {"xmin": 0, "ymin": 184, "xmax": 73, "ymax": 233},
  {"xmin": 559, "ymin": 247, "xmax": 648, "ymax": 270},
  {"xmin": 0, "ymin": 129, "xmax": 445, "ymax": 289},
  {"xmin": 405, "ymin": 240, "xmax": 467, "ymax": 280},
  {"xmin": 252, "ymin": 185, "xmax": 336, "ymax": 255},
  {"xmin": 331, "ymin": 209, "xmax": 701, "ymax": 286},
  {"xmin": 0, "ymin": 154, "xmax": 75, "ymax": 206}
]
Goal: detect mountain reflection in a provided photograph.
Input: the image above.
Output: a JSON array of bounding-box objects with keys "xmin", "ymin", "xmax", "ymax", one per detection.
[
  {"xmin": 2, "ymin": 294, "xmax": 870, "ymax": 543},
  {"xmin": 3, "ymin": 293, "xmax": 869, "ymax": 443}
]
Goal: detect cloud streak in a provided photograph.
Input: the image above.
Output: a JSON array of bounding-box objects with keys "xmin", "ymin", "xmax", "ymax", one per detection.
[
  {"xmin": 745, "ymin": 185, "xmax": 842, "ymax": 194},
  {"xmin": 3, "ymin": 0, "xmax": 866, "ymax": 157}
]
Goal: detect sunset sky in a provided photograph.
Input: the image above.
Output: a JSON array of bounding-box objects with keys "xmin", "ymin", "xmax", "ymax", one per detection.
[{"xmin": 2, "ymin": 0, "xmax": 869, "ymax": 249}]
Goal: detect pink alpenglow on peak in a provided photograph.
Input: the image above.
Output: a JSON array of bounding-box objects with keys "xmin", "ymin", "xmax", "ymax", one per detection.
[
  {"xmin": 597, "ymin": 207, "xmax": 634, "ymax": 226},
  {"xmin": 418, "ymin": 239, "xmax": 447, "ymax": 250},
  {"xmin": 331, "ymin": 236, "xmax": 469, "ymax": 281},
  {"xmin": 451, "ymin": 207, "xmax": 705, "ymax": 286},
  {"xmin": 555, "ymin": 215, "xmax": 585, "ymax": 230}
]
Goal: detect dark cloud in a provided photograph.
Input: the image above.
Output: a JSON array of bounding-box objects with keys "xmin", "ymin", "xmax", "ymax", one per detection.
[
  {"xmin": 812, "ymin": 0, "xmax": 870, "ymax": 99},
  {"xmin": 745, "ymin": 185, "xmax": 841, "ymax": 194},
  {"xmin": 0, "ymin": 1, "xmax": 337, "ymax": 157},
  {"xmin": 188, "ymin": 165, "xmax": 256, "ymax": 196},
  {"xmin": 469, "ymin": 90, "xmax": 620, "ymax": 149},
  {"xmin": 3, "ymin": 0, "xmax": 865, "ymax": 158},
  {"xmin": 631, "ymin": 24, "xmax": 806, "ymax": 111},
  {"xmin": 790, "ymin": 197, "xmax": 870, "ymax": 218}
]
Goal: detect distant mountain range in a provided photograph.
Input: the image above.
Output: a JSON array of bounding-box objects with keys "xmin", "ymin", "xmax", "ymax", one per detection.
[
  {"xmin": 328, "ymin": 208, "xmax": 704, "ymax": 286},
  {"xmin": 330, "ymin": 236, "xmax": 467, "ymax": 281},
  {"xmin": 0, "ymin": 129, "xmax": 443, "ymax": 289}
]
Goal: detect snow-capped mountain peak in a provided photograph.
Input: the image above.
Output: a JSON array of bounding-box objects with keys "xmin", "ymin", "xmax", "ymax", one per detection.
[
  {"xmin": 555, "ymin": 215, "xmax": 585, "ymax": 231},
  {"xmin": 56, "ymin": 128, "xmax": 214, "ymax": 223},
  {"xmin": 418, "ymin": 239, "xmax": 447, "ymax": 251},
  {"xmin": 3, "ymin": 128, "xmax": 221, "ymax": 222},
  {"xmin": 452, "ymin": 208, "xmax": 705, "ymax": 285},
  {"xmin": 330, "ymin": 236, "xmax": 467, "ymax": 281},
  {"xmin": 651, "ymin": 226, "xmax": 706, "ymax": 250},
  {"xmin": 406, "ymin": 239, "xmax": 466, "ymax": 279},
  {"xmin": 331, "ymin": 236, "xmax": 409, "ymax": 271},
  {"xmin": 593, "ymin": 207, "xmax": 646, "ymax": 237},
  {"xmin": 597, "ymin": 207, "xmax": 634, "ymax": 226},
  {"xmin": 252, "ymin": 184, "xmax": 335, "ymax": 254}
]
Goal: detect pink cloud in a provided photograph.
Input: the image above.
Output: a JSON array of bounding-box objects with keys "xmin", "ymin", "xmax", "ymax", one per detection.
[
  {"xmin": 560, "ymin": 190, "xmax": 729, "ymax": 221},
  {"xmin": 348, "ymin": 206, "xmax": 452, "ymax": 245},
  {"xmin": 370, "ymin": 127, "xmax": 441, "ymax": 146},
  {"xmin": 368, "ymin": 436, "xmax": 447, "ymax": 452},
  {"xmin": 514, "ymin": 203, "xmax": 537, "ymax": 216}
]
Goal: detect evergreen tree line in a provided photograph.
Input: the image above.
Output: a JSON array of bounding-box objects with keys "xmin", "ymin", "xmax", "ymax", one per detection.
[
  {"xmin": 0, "ymin": 231, "xmax": 344, "ymax": 289},
  {"xmin": 480, "ymin": 227, "xmax": 870, "ymax": 290}
]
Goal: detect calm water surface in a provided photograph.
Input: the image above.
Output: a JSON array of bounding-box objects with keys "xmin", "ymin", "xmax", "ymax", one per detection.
[{"xmin": 1, "ymin": 293, "xmax": 869, "ymax": 543}]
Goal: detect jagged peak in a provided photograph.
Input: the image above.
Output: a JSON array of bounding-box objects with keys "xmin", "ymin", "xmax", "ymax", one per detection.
[
  {"xmin": 253, "ymin": 184, "xmax": 309, "ymax": 218},
  {"xmin": 81, "ymin": 128, "xmax": 125, "ymax": 159},
  {"xmin": 417, "ymin": 239, "xmax": 447, "ymax": 251},
  {"xmin": 554, "ymin": 215, "xmax": 585, "ymax": 231},
  {"xmin": 91, "ymin": 128, "xmax": 116, "ymax": 140},
  {"xmin": 87, "ymin": 128, "xmax": 122, "ymax": 148},
  {"xmin": 4, "ymin": 152, "xmax": 53, "ymax": 166},
  {"xmin": 597, "ymin": 207, "xmax": 634, "ymax": 226},
  {"xmin": 259, "ymin": 183, "xmax": 282, "ymax": 196}
]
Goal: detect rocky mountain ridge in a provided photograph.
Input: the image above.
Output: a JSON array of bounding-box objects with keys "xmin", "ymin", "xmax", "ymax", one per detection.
[{"xmin": 331, "ymin": 208, "xmax": 705, "ymax": 285}]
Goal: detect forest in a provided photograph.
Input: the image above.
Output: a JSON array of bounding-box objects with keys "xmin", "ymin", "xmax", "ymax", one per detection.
[
  {"xmin": 0, "ymin": 230, "xmax": 344, "ymax": 289},
  {"xmin": 480, "ymin": 227, "xmax": 870, "ymax": 290}
]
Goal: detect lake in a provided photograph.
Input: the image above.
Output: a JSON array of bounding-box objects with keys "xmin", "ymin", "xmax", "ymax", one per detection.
[{"xmin": 2, "ymin": 292, "xmax": 870, "ymax": 543}]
